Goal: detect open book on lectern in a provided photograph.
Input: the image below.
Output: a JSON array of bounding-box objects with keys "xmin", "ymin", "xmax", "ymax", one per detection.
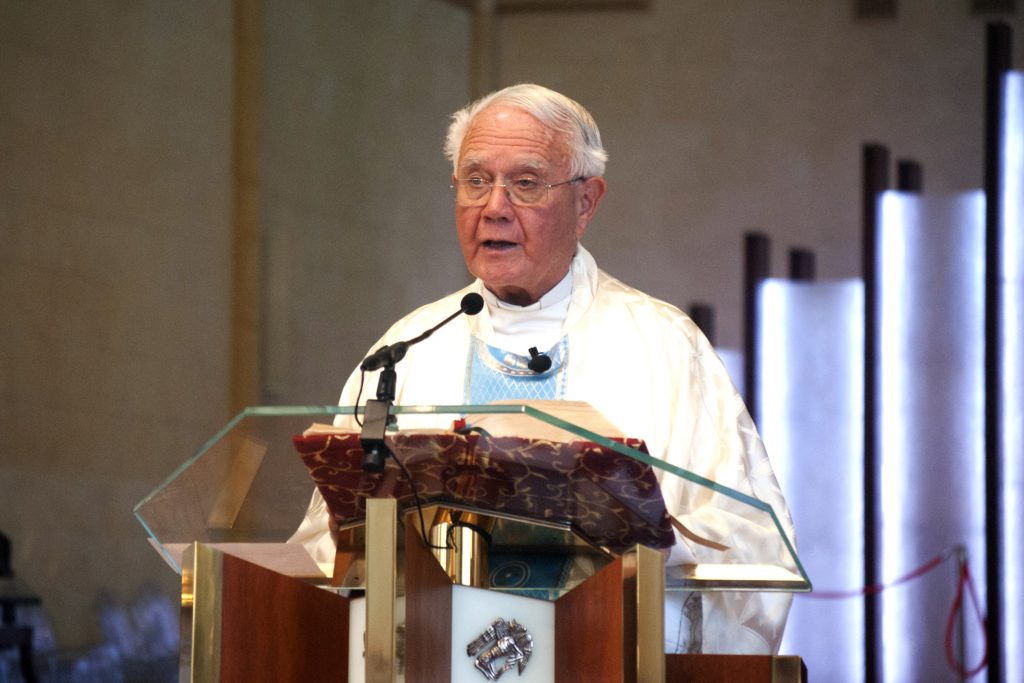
[{"xmin": 292, "ymin": 400, "xmax": 677, "ymax": 557}]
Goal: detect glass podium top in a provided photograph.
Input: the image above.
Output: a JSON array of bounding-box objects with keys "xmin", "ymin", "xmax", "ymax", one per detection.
[{"xmin": 134, "ymin": 403, "xmax": 809, "ymax": 594}]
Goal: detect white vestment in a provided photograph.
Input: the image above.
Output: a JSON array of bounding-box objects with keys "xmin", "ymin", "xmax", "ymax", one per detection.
[{"xmin": 291, "ymin": 245, "xmax": 796, "ymax": 653}]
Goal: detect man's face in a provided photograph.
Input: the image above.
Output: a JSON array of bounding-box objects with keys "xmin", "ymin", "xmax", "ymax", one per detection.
[{"xmin": 454, "ymin": 105, "xmax": 606, "ymax": 306}]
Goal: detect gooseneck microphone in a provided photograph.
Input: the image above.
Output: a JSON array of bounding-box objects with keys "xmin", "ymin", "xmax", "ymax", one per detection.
[
  {"xmin": 360, "ymin": 292, "xmax": 485, "ymax": 472},
  {"xmin": 360, "ymin": 292, "xmax": 484, "ymax": 372}
]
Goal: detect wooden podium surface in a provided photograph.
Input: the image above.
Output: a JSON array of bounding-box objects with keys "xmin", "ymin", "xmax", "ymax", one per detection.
[
  {"xmin": 184, "ymin": 544, "xmax": 349, "ymax": 682},
  {"xmin": 187, "ymin": 541, "xmax": 806, "ymax": 682},
  {"xmin": 666, "ymin": 653, "xmax": 807, "ymax": 682}
]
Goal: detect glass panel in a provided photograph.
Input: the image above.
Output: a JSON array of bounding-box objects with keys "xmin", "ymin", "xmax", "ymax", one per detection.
[{"xmin": 134, "ymin": 403, "xmax": 808, "ymax": 594}]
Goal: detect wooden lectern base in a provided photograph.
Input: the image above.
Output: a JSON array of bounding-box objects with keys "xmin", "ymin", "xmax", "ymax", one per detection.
[
  {"xmin": 666, "ymin": 653, "xmax": 807, "ymax": 682},
  {"xmin": 183, "ymin": 543, "xmax": 350, "ymax": 682},
  {"xmin": 184, "ymin": 536, "xmax": 807, "ymax": 682}
]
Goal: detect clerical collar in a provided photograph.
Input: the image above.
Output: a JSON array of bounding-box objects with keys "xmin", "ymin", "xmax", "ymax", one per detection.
[
  {"xmin": 481, "ymin": 269, "xmax": 573, "ymax": 353},
  {"xmin": 484, "ymin": 269, "xmax": 573, "ymax": 311}
]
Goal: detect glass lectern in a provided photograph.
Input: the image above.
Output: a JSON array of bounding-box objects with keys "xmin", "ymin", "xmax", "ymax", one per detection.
[{"xmin": 135, "ymin": 404, "xmax": 808, "ymax": 682}]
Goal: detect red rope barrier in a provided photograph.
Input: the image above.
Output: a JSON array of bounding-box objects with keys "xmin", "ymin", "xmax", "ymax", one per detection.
[
  {"xmin": 796, "ymin": 548, "xmax": 989, "ymax": 678},
  {"xmin": 802, "ymin": 550, "xmax": 948, "ymax": 600},
  {"xmin": 944, "ymin": 558, "xmax": 988, "ymax": 678}
]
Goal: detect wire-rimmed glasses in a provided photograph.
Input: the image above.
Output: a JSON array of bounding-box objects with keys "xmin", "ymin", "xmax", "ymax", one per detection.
[{"xmin": 451, "ymin": 176, "xmax": 586, "ymax": 207}]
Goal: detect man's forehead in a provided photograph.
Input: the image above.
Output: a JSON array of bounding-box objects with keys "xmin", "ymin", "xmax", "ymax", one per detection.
[
  {"xmin": 459, "ymin": 105, "xmax": 567, "ymax": 158},
  {"xmin": 458, "ymin": 155, "xmax": 547, "ymax": 172}
]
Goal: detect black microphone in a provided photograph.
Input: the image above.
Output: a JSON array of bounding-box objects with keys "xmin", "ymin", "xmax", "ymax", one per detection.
[
  {"xmin": 527, "ymin": 346, "xmax": 552, "ymax": 374},
  {"xmin": 460, "ymin": 292, "xmax": 485, "ymax": 315},
  {"xmin": 360, "ymin": 292, "xmax": 484, "ymax": 372},
  {"xmin": 360, "ymin": 292, "xmax": 484, "ymax": 472}
]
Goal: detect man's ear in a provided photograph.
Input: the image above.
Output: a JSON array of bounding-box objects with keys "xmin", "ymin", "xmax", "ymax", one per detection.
[{"xmin": 575, "ymin": 176, "xmax": 607, "ymax": 238}]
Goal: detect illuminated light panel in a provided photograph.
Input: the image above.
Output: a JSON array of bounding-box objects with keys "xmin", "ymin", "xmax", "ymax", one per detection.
[
  {"xmin": 758, "ymin": 279, "xmax": 864, "ymax": 680},
  {"xmin": 1000, "ymin": 70, "xmax": 1023, "ymax": 683},
  {"xmin": 877, "ymin": 190, "xmax": 986, "ymax": 681}
]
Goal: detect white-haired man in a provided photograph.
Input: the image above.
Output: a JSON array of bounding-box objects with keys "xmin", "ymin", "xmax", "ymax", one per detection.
[{"xmin": 292, "ymin": 83, "xmax": 795, "ymax": 654}]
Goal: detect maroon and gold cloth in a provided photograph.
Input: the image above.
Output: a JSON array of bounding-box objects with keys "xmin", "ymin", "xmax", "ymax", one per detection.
[{"xmin": 293, "ymin": 431, "xmax": 675, "ymax": 555}]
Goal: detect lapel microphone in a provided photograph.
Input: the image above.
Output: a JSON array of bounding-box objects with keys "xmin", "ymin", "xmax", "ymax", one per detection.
[{"xmin": 527, "ymin": 346, "xmax": 552, "ymax": 374}]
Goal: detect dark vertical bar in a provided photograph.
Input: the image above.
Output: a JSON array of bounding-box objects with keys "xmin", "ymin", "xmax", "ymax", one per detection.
[
  {"xmin": 743, "ymin": 232, "xmax": 770, "ymax": 425},
  {"xmin": 984, "ymin": 22, "xmax": 1011, "ymax": 683},
  {"xmin": 896, "ymin": 159, "xmax": 924, "ymax": 193},
  {"xmin": 862, "ymin": 143, "xmax": 889, "ymax": 683},
  {"xmin": 687, "ymin": 303, "xmax": 715, "ymax": 346},
  {"xmin": 469, "ymin": 0, "xmax": 498, "ymax": 99},
  {"xmin": 788, "ymin": 248, "xmax": 816, "ymax": 281},
  {"xmin": 855, "ymin": 0, "xmax": 898, "ymax": 19}
]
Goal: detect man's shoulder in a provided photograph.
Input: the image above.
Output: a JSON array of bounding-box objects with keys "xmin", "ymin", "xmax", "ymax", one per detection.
[
  {"xmin": 584, "ymin": 269, "xmax": 709, "ymax": 348},
  {"xmin": 595, "ymin": 270, "xmax": 690, "ymax": 320}
]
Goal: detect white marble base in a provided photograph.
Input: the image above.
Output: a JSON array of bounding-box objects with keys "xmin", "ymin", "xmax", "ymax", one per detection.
[{"xmin": 346, "ymin": 587, "xmax": 555, "ymax": 682}]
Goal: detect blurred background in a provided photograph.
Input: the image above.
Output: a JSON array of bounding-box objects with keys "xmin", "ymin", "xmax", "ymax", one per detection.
[{"xmin": 2, "ymin": 1, "xmax": 1022, "ymax": 681}]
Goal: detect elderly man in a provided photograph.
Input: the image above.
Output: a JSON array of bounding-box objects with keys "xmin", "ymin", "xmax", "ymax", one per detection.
[{"xmin": 292, "ymin": 84, "xmax": 795, "ymax": 654}]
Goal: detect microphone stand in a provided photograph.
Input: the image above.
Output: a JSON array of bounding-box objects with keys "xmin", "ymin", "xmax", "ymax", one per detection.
[
  {"xmin": 359, "ymin": 341, "xmax": 409, "ymax": 472},
  {"xmin": 356, "ymin": 292, "xmax": 484, "ymax": 472}
]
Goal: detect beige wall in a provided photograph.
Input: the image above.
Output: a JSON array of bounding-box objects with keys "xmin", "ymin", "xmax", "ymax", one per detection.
[
  {"xmin": 262, "ymin": 0, "xmax": 470, "ymax": 404},
  {"xmin": 495, "ymin": 0, "xmax": 1023, "ymax": 348},
  {"xmin": 0, "ymin": 0, "xmax": 470, "ymax": 650},
  {"xmin": 1, "ymin": 0, "xmax": 1020, "ymax": 650},
  {"xmin": 1, "ymin": 2, "xmax": 234, "ymax": 647}
]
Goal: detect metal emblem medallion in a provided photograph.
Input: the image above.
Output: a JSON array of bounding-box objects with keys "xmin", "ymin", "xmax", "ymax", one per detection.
[{"xmin": 466, "ymin": 617, "xmax": 533, "ymax": 680}]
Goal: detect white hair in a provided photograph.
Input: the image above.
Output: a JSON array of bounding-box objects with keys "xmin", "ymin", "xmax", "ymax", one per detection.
[{"xmin": 444, "ymin": 84, "xmax": 608, "ymax": 178}]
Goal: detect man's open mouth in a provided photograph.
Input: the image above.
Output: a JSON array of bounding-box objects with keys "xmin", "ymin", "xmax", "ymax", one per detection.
[{"xmin": 483, "ymin": 240, "xmax": 517, "ymax": 249}]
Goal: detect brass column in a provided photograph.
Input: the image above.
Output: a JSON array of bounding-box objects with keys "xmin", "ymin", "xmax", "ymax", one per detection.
[
  {"xmin": 229, "ymin": 0, "xmax": 263, "ymax": 414},
  {"xmin": 365, "ymin": 498, "xmax": 398, "ymax": 682}
]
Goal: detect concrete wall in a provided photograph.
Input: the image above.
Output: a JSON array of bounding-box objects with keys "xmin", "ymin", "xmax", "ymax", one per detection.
[
  {"xmin": 0, "ymin": 2, "xmax": 233, "ymax": 647},
  {"xmin": 0, "ymin": 0, "xmax": 470, "ymax": 650},
  {"xmin": 494, "ymin": 0, "xmax": 1023, "ymax": 348},
  {"xmin": 1, "ymin": 0, "xmax": 1020, "ymax": 653},
  {"xmin": 262, "ymin": 0, "xmax": 470, "ymax": 404}
]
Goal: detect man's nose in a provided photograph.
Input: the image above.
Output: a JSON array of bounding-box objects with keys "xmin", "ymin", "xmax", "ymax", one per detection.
[{"xmin": 482, "ymin": 182, "xmax": 515, "ymax": 217}]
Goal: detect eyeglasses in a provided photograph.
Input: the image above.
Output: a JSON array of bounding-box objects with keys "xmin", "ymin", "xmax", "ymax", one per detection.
[{"xmin": 451, "ymin": 176, "xmax": 586, "ymax": 207}]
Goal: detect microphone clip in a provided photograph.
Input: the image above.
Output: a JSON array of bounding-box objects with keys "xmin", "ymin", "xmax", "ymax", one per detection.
[
  {"xmin": 359, "ymin": 398, "xmax": 394, "ymax": 473},
  {"xmin": 360, "ymin": 356, "xmax": 399, "ymax": 473}
]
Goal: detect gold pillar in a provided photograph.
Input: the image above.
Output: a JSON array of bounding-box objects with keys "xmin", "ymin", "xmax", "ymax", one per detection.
[
  {"xmin": 182, "ymin": 542, "xmax": 224, "ymax": 683},
  {"xmin": 428, "ymin": 509, "xmax": 493, "ymax": 587},
  {"xmin": 365, "ymin": 498, "xmax": 398, "ymax": 682},
  {"xmin": 230, "ymin": 0, "xmax": 263, "ymax": 413},
  {"xmin": 627, "ymin": 543, "xmax": 665, "ymax": 682}
]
